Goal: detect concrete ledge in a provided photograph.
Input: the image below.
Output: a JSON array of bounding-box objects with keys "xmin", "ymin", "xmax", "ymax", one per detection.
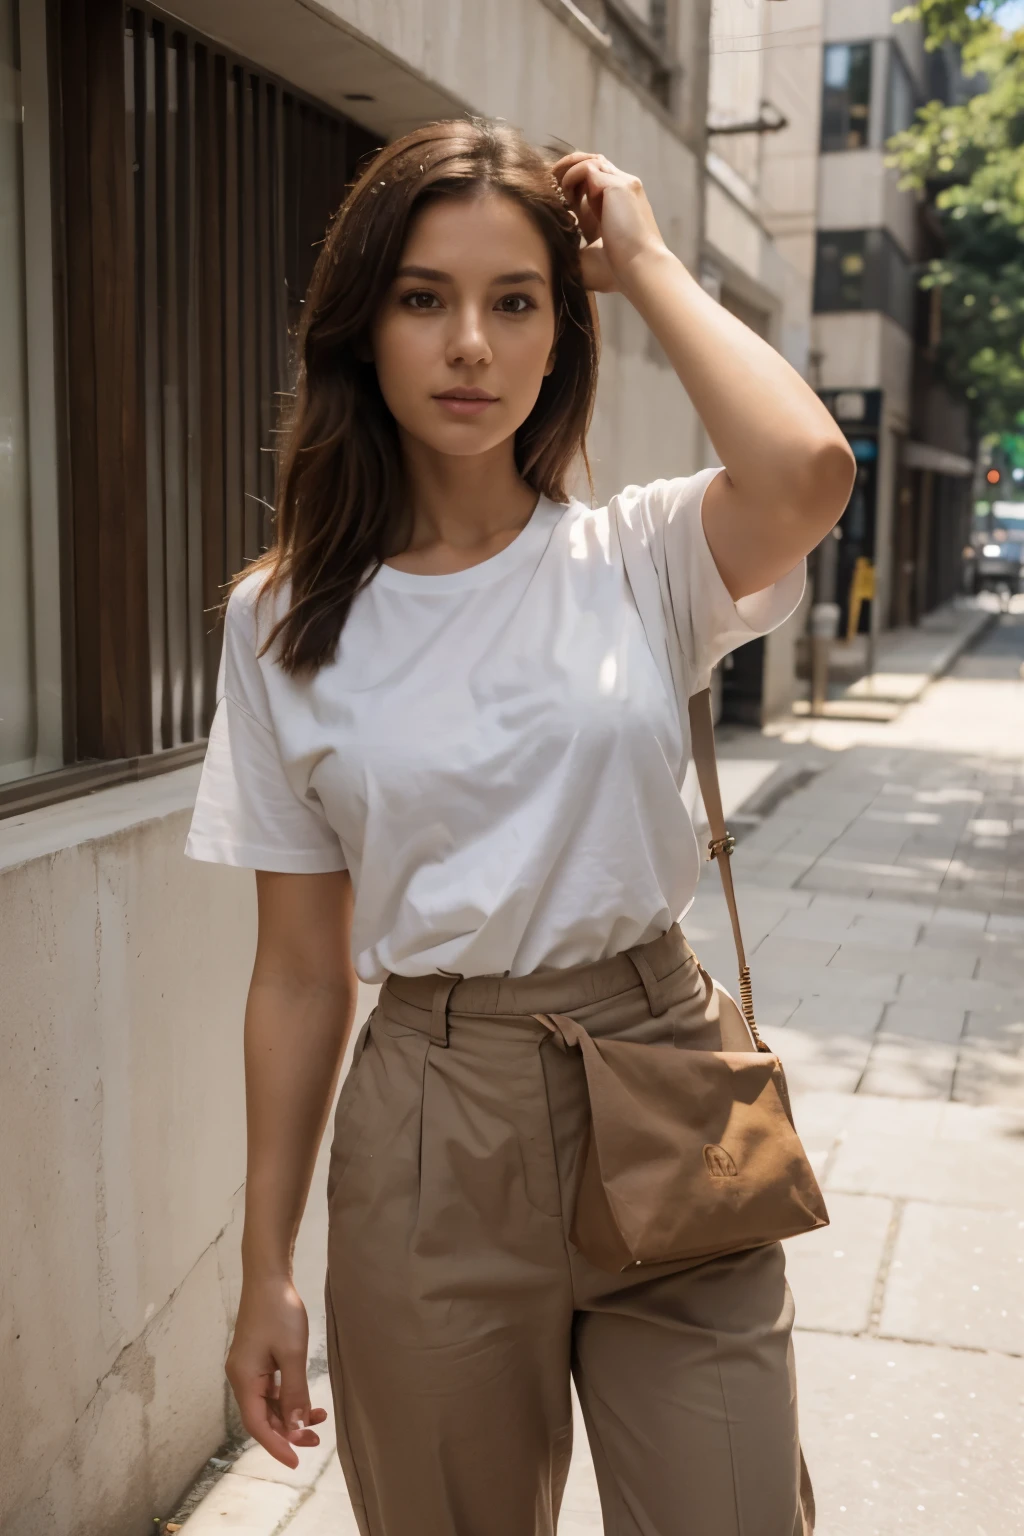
[{"xmin": 0, "ymin": 763, "xmax": 204, "ymax": 872}]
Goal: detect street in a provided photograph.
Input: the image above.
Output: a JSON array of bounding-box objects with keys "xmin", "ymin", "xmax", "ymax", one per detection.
[{"xmin": 174, "ymin": 603, "xmax": 1024, "ymax": 1536}]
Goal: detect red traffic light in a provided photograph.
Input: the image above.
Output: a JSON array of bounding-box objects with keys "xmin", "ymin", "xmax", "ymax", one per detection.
[{"xmin": 986, "ymin": 468, "xmax": 1001, "ymax": 485}]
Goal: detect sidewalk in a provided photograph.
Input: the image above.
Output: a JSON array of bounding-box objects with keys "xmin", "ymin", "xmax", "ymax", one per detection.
[
  {"xmin": 170, "ymin": 608, "xmax": 1024, "ymax": 1536},
  {"xmin": 800, "ymin": 594, "xmax": 996, "ymax": 719}
]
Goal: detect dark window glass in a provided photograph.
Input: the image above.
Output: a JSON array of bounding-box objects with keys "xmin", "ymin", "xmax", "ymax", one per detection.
[
  {"xmin": 814, "ymin": 231, "xmax": 869, "ymax": 310},
  {"xmin": 814, "ymin": 230, "xmax": 915, "ymax": 333},
  {"xmin": 886, "ymin": 46, "xmax": 916, "ymax": 138},
  {"xmin": 926, "ymin": 47, "xmax": 951, "ymax": 106},
  {"xmin": 821, "ymin": 42, "xmax": 872, "ymax": 152},
  {"xmin": 877, "ymin": 231, "xmax": 916, "ymax": 332}
]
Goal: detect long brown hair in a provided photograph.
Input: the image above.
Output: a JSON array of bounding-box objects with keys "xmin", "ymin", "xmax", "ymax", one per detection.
[{"xmin": 245, "ymin": 117, "xmax": 599, "ymax": 675}]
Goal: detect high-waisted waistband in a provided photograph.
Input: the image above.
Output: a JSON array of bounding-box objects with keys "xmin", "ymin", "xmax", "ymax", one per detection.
[{"xmin": 379, "ymin": 923, "xmax": 696, "ymax": 1045}]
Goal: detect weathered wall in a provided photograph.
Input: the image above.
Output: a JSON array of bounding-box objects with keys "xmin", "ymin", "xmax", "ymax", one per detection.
[{"xmin": 0, "ymin": 770, "xmax": 375, "ymax": 1535}]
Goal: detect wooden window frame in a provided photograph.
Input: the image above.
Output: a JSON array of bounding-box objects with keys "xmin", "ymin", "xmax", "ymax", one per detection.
[{"xmin": 0, "ymin": 0, "xmax": 377, "ymax": 821}]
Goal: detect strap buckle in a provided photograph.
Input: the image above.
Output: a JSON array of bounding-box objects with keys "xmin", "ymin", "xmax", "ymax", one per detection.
[{"xmin": 707, "ymin": 832, "xmax": 736, "ymax": 859}]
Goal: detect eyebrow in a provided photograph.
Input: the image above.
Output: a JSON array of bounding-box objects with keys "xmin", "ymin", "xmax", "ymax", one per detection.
[{"xmin": 395, "ymin": 265, "xmax": 547, "ymax": 285}]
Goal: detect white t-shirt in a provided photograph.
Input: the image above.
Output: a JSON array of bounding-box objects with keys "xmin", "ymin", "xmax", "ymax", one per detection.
[{"xmin": 185, "ymin": 468, "xmax": 804, "ymax": 982}]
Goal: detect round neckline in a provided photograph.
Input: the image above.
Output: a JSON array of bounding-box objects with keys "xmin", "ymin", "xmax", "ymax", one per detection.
[{"xmin": 373, "ymin": 495, "xmax": 564, "ymax": 594}]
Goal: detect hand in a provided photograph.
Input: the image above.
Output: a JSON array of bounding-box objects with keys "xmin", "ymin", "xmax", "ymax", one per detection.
[
  {"xmin": 225, "ymin": 1276, "xmax": 329, "ymax": 1468},
  {"xmin": 551, "ymin": 151, "xmax": 669, "ymax": 294}
]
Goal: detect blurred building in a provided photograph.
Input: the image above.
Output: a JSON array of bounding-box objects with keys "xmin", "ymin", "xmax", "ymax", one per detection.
[
  {"xmin": 702, "ymin": 0, "xmax": 817, "ymax": 721},
  {"xmin": 758, "ymin": 0, "xmax": 975, "ymax": 651}
]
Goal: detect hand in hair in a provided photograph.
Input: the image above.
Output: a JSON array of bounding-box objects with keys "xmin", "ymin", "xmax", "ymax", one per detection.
[{"xmin": 551, "ymin": 151, "xmax": 667, "ymax": 294}]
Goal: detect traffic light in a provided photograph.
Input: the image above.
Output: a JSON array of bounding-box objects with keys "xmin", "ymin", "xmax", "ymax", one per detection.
[{"xmin": 986, "ymin": 468, "xmax": 1001, "ymax": 486}]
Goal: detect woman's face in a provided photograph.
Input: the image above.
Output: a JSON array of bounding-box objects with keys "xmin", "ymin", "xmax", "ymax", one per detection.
[{"xmin": 372, "ymin": 189, "xmax": 558, "ymax": 460}]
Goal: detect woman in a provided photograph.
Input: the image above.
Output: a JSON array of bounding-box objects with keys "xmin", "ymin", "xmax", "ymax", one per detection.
[{"xmin": 186, "ymin": 118, "xmax": 854, "ymax": 1535}]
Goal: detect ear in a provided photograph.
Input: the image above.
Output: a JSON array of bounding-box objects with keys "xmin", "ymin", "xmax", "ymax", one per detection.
[{"xmin": 543, "ymin": 348, "xmax": 557, "ymax": 377}]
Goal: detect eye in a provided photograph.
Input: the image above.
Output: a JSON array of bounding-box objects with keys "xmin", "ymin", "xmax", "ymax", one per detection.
[
  {"xmin": 495, "ymin": 294, "xmax": 534, "ymax": 314},
  {"xmin": 401, "ymin": 290, "xmax": 442, "ymax": 310}
]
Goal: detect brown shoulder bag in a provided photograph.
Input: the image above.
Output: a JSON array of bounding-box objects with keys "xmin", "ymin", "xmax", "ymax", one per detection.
[{"xmin": 535, "ymin": 687, "xmax": 830, "ymax": 1273}]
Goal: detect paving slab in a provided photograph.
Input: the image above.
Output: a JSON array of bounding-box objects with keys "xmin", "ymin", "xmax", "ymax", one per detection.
[
  {"xmin": 178, "ymin": 1475, "xmax": 301, "ymax": 1534},
  {"xmin": 975, "ymin": 950, "xmax": 1024, "ymax": 987},
  {"xmin": 896, "ymin": 971, "xmax": 1013, "ymax": 1011},
  {"xmin": 857, "ymin": 1038, "xmax": 958, "ymax": 1100},
  {"xmin": 879, "ymin": 1002, "xmax": 966, "ymax": 1044},
  {"xmin": 752, "ymin": 935, "xmax": 842, "ymax": 970},
  {"xmin": 773, "ymin": 907, "xmax": 859, "ymax": 943},
  {"xmin": 313, "ymin": 1454, "xmax": 346, "ymax": 1493},
  {"xmin": 935, "ymin": 1099, "xmax": 1024, "ymax": 1140},
  {"xmin": 879, "ymin": 1202, "xmax": 1024, "ymax": 1355},
  {"xmin": 753, "ymin": 959, "xmax": 903, "ymax": 1003},
  {"xmin": 922, "ymin": 911, "xmax": 989, "ymax": 936},
  {"xmin": 988, "ymin": 913, "xmax": 1024, "ymax": 935},
  {"xmin": 283, "ymin": 1489, "xmax": 362, "ymax": 1535},
  {"xmin": 794, "ymin": 1330, "xmax": 1024, "ymax": 1535},
  {"xmin": 826, "ymin": 1127, "xmax": 1024, "ymax": 1210},
  {"xmin": 829, "ymin": 943, "xmax": 975, "ymax": 980},
  {"xmin": 840, "ymin": 1093, "xmax": 946, "ymax": 1140},
  {"xmin": 784, "ymin": 1194, "xmax": 892, "ymax": 1334},
  {"xmin": 952, "ymin": 1044, "xmax": 1024, "ymax": 1107},
  {"xmin": 785, "ymin": 998, "xmax": 883, "ymax": 1037},
  {"xmin": 773, "ymin": 1027, "xmax": 874, "ymax": 1096},
  {"xmin": 844, "ymin": 918, "xmax": 924, "ymax": 948},
  {"xmin": 964, "ymin": 1009, "xmax": 1024, "ymax": 1049}
]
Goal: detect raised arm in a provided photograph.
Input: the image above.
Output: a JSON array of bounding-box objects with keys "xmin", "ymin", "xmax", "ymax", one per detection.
[
  {"xmin": 227, "ymin": 868, "xmax": 358, "ymax": 1467},
  {"xmin": 553, "ymin": 152, "xmax": 856, "ymax": 600}
]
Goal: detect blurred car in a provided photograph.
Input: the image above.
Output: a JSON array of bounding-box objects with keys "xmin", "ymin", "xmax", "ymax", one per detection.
[{"xmin": 965, "ymin": 502, "xmax": 1024, "ymax": 595}]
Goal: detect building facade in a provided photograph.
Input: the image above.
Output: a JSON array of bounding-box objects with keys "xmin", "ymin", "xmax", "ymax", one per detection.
[
  {"xmin": 758, "ymin": 0, "xmax": 975, "ymax": 648},
  {"xmin": 1, "ymin": 3, "xmax": 724, "ymax": 1533},
  {"xmin": 701, "ymin": 0, "xmax": 817, "ymax": 722}
]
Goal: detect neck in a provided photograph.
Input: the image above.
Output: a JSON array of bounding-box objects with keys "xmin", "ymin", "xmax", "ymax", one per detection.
[{"xmin": 398, "ymin": 432, "xmax": 538, "ymax": 555}]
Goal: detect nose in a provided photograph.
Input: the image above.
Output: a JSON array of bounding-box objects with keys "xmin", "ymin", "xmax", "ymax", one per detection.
[{"xmin": 445, "ymin": 302, "xmax": 492, "ymax": 368}]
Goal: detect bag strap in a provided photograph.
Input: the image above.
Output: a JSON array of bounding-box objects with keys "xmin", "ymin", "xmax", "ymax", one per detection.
[{"xmin": 687, "ymin": 687, "xmax": 768, "ymax": 1053}]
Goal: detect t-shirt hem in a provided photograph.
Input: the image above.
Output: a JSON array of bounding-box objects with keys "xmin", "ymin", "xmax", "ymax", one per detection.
[{"xmin": 184, "ymin": 835, "xmax": 347, "ymax": 874}]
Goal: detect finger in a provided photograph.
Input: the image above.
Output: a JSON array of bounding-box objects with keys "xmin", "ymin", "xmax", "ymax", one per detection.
[
  {"xmin": 233, "ymin": 1375, "xmax": 301, "ymax": 1469},
  {"xmin": 550, "ymin": 149, "xmax": 599, "ymax": 182},
  {"xmin": 551, "ymin": 150, "xmax": 620, "ymax": 183},
  {"xmin": 559, "ymin": 161, "xmax": 619, "ymax": 208},
  {"xmin": 578, "ymin": 242, "xmax": 617, "ymax": 294},
  {"xmin": 278, "ymin": 1352, "xmax": 318, "ymax": 1448},
  {"xmin": 575, "ymin": 192, "xmax": 602, "ymax": 246}
]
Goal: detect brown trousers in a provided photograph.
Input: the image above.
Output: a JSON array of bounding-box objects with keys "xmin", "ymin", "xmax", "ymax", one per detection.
[{"xmin": 325, "ymin": 925, "xmax": 814, "ymax": 1535}]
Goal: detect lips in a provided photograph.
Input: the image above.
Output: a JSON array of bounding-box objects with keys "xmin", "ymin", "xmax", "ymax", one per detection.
[{"xmin": 433, "ymin": 389, "xmax": 498, "ymax": 416}]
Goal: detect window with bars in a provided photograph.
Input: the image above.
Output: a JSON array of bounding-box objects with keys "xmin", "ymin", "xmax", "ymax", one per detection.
[
  {"xmin": 0, "ymin": 0, "xmax": 377, "ymax": 812},
  {"xmin": 121, "ymin": 7, "xmax": 375, "ymax": 751}
]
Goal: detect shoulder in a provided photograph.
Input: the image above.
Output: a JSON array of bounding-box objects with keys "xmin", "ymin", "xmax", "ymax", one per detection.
[
  {"xmin": 606, "ymin": 468, "xmax": 723, "ymax": 529},
  {"xmin": 224, "ymin": 564, "xmax": 289, "ymax": 654}
]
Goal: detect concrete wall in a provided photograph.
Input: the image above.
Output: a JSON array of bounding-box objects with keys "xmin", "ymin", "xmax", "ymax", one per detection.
[
  {"xmin": 823, "ymin": 0, "xmax": 922, "ymax": 50},
  {"xmin": 0, "ymin": 771, "xmax": 376, "ymax": 1535},
  {"xmin": 817, "ymin": 150, "xmax": 918, "ymax": 258},
  {"xmin": 812, "ymin": 311, "xmax": 914, "ymax": 427}
]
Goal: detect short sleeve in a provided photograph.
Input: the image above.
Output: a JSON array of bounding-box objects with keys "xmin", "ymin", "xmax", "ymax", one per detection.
[
  {"xmin": 613, "ymin": 467, "xmax": 806, "ymax": 692},
  {"xmin": 184, "ymin": 578, "xmax": 347, "ymax": 874}
]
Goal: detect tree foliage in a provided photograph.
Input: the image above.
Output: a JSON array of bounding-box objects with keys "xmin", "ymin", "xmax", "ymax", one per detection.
[{"xmin": 888, "ymin": 4, "xmax": 1024, "ymax": 434}]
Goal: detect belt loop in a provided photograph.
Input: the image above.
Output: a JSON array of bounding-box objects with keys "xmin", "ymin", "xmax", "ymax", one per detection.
[
  {"xmin": 626, "ymin": 946, "xmax": 669, "ymax": 1017},
  {"xmin": 429, "ymin": 975, "xmax": 459, "ymax": 1046}
]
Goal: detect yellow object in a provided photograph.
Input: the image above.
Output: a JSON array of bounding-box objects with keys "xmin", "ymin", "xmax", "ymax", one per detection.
[{"xmin": 847, "ymin": 557, "xmax": 875, "ymax": 641}]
